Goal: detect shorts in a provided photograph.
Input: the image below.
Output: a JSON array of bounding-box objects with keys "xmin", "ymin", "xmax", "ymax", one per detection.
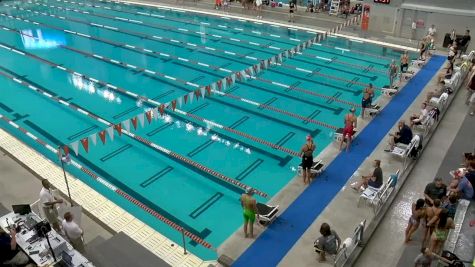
[
  {"xmin": 394, "ymin": 137, "xmax": 410, "ymax": 145},
  {"xmin": 302, "ymin": 155, "xmax": 313, "ymax": 170},
  {"xmin": 368, "ymin": 179, "xmax": 381, "ymax": 189},
  {"xmin": 42, "ymin": 206, "xmax": 59, "ymax": 226},
  {"xmin": 243, "ymin": 209, "xmax": 256, "ymax": 223}
]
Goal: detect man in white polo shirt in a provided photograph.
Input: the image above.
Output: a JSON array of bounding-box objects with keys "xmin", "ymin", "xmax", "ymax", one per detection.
[
  {"xmin": 62, "ymin": 212, "xmax": 85, "ymax": 254},
  {"xmin": 39, "ymin": 179, "xmax": 63, "ymax": 232}
]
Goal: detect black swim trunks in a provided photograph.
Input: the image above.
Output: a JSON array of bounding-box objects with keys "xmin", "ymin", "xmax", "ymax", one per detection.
[{"xmin": 302, "ymin": 155, "xmax": 313, "ymax": 169}]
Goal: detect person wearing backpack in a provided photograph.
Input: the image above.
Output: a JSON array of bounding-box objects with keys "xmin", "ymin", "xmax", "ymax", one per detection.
[{"xmin": 314, "ymin": 223, "xmax": 341, "ymax": 262}]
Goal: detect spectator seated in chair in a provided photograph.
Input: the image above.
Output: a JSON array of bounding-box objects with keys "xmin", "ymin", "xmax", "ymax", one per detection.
[
  {"xmin": 437, "ymin": 61, "xmax": 454, "ymax": 84},
  {"xmin": 351, "ymin": 159, "xmax": 383, "ymax": 192},
  {"xmin": 448, "ymin": 172, "xmax": 474, "ymax": 200},
  {"xmin": 314, "ymin": 223, "xmax": 341, "ymax": 262},
  {"xmin": 385, "ymin": 120, "xmax": 413, "ymax": 152},
  {"xmin": 410, "ymin": 102, "xmax": 429, "ymax": 128}
]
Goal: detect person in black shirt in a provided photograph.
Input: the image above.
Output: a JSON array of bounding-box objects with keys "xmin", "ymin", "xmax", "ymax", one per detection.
[
  {"xmin": 0, "ymin": 228, "xmax": 30, "ymax": 266},
  {"xmin": 424, "ymin": 177, "xmax": 447, "ymax": 206},
  {"xmin": 351, "ymin": 159, "xmax": 383, "ymax": 190},
  {"xmin": 458, "ymin": 30, "xmax": 471, "ymax": 57},
  {"xmin": 385, "ymin": 120, "xmax": 413, "ymax": 152}
]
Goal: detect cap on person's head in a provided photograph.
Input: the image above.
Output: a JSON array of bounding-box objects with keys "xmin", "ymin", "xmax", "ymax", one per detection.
[
  {"xmin": 350, "ymin": 107, "xmax": 356, "ymax": 113},
  {"xmin": 369, "ymin": 83, "xmax": 373, "ymax": 87},
  {"xmin": 306, "ymin": 135, "xmax": 312, "ymax": 141}
]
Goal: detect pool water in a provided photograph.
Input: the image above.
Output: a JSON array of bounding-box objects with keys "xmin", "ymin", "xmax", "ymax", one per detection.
[{"xmin": 0, "ymin": 0, "xmax": 413, "ymax": 259}]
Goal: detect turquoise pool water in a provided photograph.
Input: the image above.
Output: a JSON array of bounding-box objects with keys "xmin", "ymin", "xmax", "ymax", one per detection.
[{"xmin": 0, "ymin": 0, "xmax": 413, "ymax": 259}]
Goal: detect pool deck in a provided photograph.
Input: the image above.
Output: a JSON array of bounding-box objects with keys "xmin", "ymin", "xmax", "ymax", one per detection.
[{"xmin": 0, "ymin": 1, "xmax": 448, "ymax": 266}]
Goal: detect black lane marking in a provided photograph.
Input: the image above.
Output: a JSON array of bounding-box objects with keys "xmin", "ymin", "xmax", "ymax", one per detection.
[
  {"xmin": 152, "ymin": 89, "xmax": 175, "ymax": 100},
  {"xmin": 269, "ymin": 68, "xmax": 361, "ymax": 96},
  {"xmin": 306, "ymin": 67, "xmax": 321, "ymax": 77},
  {"xmin": 113, "ymin": 106, "xmax": 140, "ymax": 119},
  {"xmin": 12, "ymin": 113, "xmax": 29, "ymax": 122},
  {"xmin": 225, "ymin": 85, "xmax": 239, "ymax": 94},
  {"xmin": 236, "ymin": 159, "xmax": 264, "ymax": 181},
  {"xmin": 189, "ymin": 192, "xmax": 223, "ymax": 219},
  {"xmin": 67, "ymin": 125, "xmax": 98, "ymax": 140},
  {"xmin": 286, "ymin": 81, "xmax": 301, "ymax": 92},
  {"xmin": 190, "ymin": 76, "xmax": 205, "ymax": 83},
  {"xmin": 100, "ymin": 144, "xmax": 132, "ymax": 162},
  {"xmin": 0, "ymin": 65, "xmax": 58, "ymax": 97},
  {"xmin": 188, "ymin": 140, "xmax": 214, "ymax": 158},
  {"xmin": 0, "ymin": 103, "xmax": 13, "ymax": 113},
  {"xmin": 346, "ymin": 77, "xmax": 359, "ymax": 88},
  {"xmin": 303, "ymin": 110, "xmax": 321, "ymax": 125},
  {"xmin": 169, "ymin": 63, "xmax": 327, "ymax": 132},
  {"xmin": 228, "ymin": 116, "xmax": 249, "ymax": 129},
  {"xmin": 275, "ymin": 132, "xmax": 295, "ymax": 147},
  {"xmin": 258, "ymin": 97, "xmax": 277, "ymax": 110},
  {"xmin": 238, "ymin": 80, "xmax": 343, "ymax": 114},
  {"xmin": 187, "ymin": 103, "xmax": 209, "ymax": 114},
  {"xmin": 220, "ymin": 62, "xmax": 232, "ymax": 68},
  {"xmin": 22, "ymin": 119, "xmax": 213, "ymax": 242},
  {"xmin": 326, "ymin": 92, "xmax": 342, "ymax": 105},
  {"xmin": 140, "ymin": 166, "xmax": 174, "ymax": 188},
  {"xmin": 146, "ymin": 123, "xmax": 172, "ymax": 137},
  {"xmin": 306, "ymin": 47, "xmax": 387, "ymax": 67}
]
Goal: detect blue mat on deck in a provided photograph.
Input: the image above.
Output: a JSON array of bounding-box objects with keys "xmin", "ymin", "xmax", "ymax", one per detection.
[{"xmin": 233, "ymin": 55, "xmax": 446, "ymax": 267}]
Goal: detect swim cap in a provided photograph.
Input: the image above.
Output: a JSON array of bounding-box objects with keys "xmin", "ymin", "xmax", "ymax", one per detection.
[
  {"xmin": 245, "ymin": 187, "xmax": 254, "ymax": 195},
  {"xmin": 306, "ymin": 135, "xmax": 312, "ymax": 141},
  {"xmin": 350, "ymin": 107, "xmax": 356, "ymax": 112}
]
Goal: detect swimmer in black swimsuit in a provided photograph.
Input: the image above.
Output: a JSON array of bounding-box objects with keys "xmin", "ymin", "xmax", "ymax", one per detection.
[
  {"xmin": 288, "ymin": 0, "xmax": 296, "ymax": 23},
  {"xmin": 361, "ymin": 83, "xmax": 374, "ymax": 119},
  {"xmin": 301, "ymin": 135, "xmax": 316, "ymax": 185}
]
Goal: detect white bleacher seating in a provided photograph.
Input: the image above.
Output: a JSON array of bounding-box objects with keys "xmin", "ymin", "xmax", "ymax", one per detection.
[
  {"xmin": 357, "ymin": 171, "xmax": 398, "ymax": 213},
  {"xmin": 390, "ymin": 135, "xmax": 420, "ymax": 169},
  {"xmin": 443, "ymin": 71, "xmax": 461, "ymax": 90},
  {"xmin": 430, "ymin": 92, "xmax": 449, "ymax": 110}
]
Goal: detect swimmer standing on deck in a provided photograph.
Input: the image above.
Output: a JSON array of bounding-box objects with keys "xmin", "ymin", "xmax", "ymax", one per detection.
[
  {"xmin": 301, "ymin": 135, "xmax": 316, "ymax": 185},
  {"xmin": 339, "ymin": 107, "xmax": 357, "ymax": 152},
  {"xmin": 241, "ymin": 187, "xmax": 258, "ymax": 238}
]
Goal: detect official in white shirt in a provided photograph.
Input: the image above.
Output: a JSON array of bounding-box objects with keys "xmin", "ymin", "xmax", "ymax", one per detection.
[
  {"xmin": 428, "ymin": 24, "xmax": 436, "ymax": 36},
  {"xmin": 62, "ymin": 212, "xmax": 85, "ymax": 254},
  {"xmin": 39, "ymin": 179, "xmax": 63, "ymax": 232}
]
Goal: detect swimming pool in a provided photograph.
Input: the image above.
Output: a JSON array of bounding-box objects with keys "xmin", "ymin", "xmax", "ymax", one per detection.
[{"xmin": 0, "ymin": 0, "xmax": 413, "ymax": 260}]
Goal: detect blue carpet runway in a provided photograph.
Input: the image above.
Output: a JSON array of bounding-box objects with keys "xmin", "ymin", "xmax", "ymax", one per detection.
[{"xmin": 233, "ymin": 55, "xmax": 446, "ymax": 267}]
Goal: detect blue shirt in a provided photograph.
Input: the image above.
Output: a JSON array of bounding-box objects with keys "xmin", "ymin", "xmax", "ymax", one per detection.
[{"xmin": 457, "ymin": 176, "xmax": 474, "ymax": 200}]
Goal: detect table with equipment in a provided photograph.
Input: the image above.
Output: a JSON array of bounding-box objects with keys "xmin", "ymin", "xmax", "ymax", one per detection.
[{"xmin": 0, "ymin": 206, "xmax": 93, "ymax": 267}]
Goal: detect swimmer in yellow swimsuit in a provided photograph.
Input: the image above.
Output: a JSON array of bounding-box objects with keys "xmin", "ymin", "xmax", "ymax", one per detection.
[{"xmin": 241, "ymin": 187, "xmax": 258, "ymax": 238}]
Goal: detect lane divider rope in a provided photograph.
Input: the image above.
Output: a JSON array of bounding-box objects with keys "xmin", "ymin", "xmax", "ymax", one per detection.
[
  {"xmin": 0, "ymin": 15, "xmax": 337, "ymax": 130},
  {"xmin": 0, "ymin": 112, "xmax": 213, "ymax": 249},
  {"xmin": 0, "ymin": 46, "xmax": 270, "ymax": 199},
  {"xmin": 0, "ymin": 26, "xmax": 303, "ymax": 157}
]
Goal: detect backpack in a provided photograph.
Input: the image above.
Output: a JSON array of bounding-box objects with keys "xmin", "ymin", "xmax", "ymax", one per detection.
[{"xmin": 409, "ymin": 135, "xmax": 423, "ymax": 158}]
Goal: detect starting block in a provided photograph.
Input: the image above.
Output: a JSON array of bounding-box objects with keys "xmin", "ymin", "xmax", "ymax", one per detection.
[
  {"xmin": 298, "ymin": 159, "xmax": 324, "ymax": 177},
  {"xmin": 411, "ymin": 59, "xmax": 426, "ymax": 68},
  {"xmin": 366, "ymin": 104, "xmax": 381, "ymax": 116}
]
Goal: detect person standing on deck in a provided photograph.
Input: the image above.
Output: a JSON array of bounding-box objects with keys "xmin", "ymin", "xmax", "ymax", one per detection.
[
  {"xmin": 288, "ymin": 0, "xmax": 296, "ymax": 22},
  {"xmin": 388, "ymin": 60, "xmax": 398, "ymax": 89},
  {"xmin": 241, "ymin": 188, "xmax": 258, "ymax": 238},
  {"xmin": 301, "ymin": 135, "xmax": 316, "ymax": 185},
  {"xmin": 339, "ymin": 107, "xmax": 357, "ymax": 152},
  {"xmin": 361, "ymin": 83, "xmax": 374, "ymax": 119}
]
